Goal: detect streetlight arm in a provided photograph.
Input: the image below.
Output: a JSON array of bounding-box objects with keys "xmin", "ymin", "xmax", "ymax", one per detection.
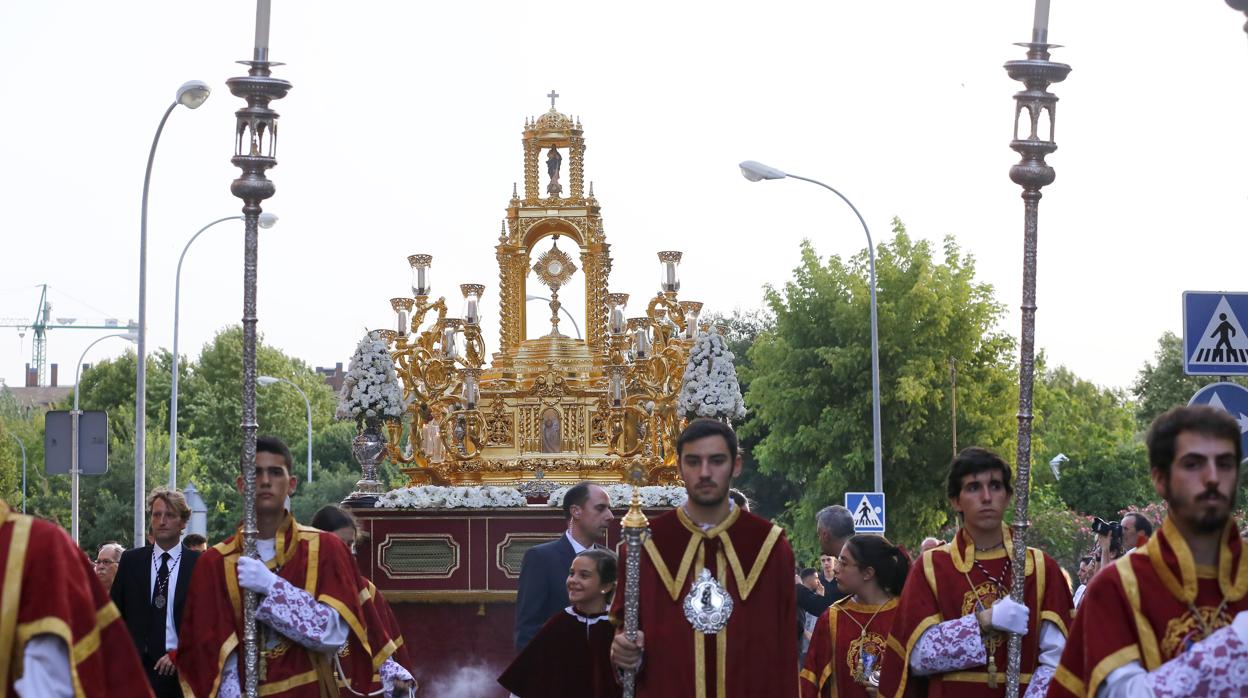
[
  {"xmin": 260, "ymin": 377, "xmax": 314, "ymax": 483},
  {"xmin": 77, "ymin": 332, "xmax": 136, "ymax": 411}
]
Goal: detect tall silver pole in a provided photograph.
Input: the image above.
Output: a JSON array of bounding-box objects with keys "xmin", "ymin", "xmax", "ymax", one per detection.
[
  {"xmin": 9, "ymin": 433, "xmax": 25, "ymax": 514},
  {"xmin": 229, "ymin": 2, "xmax": 288, "ymax": 693},
  {"xmin": 620, "ymin": 477, "xmax": 648, "ymax": 698},
  {"xmin": 1002, "ymin": 18, "xmax": 1069, "ymax": 697},
  {"xmin": 169, "ymin": 216, "xmax": 243, "ymax": 487},
  {"xmin": 786, "ymin": 175, "xmax": 883, "ymax": 492},
  {"xmin": 135, "ymin": 100, "xmax": 178, "ymax": 547}
]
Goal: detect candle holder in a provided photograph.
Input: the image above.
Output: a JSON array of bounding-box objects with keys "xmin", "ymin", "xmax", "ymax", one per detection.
[
  {"xmin": 391, "ymin": 297, "xmax": 415, "ymax": 340},
  {"xmin": 657, "ymin": 251, "xmax": 682, "ymax": 294},
  {"xmin": 409, "ymin": 253, "xmax": 433, "ymax": 297}
]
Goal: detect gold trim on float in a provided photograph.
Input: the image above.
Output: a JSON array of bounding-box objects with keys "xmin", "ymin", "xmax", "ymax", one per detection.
[
  {"xmin": 376, "ymin": 532, "xmax": 461, "ymax": 580},
  {"xmin": 382, "ymin": 590, "xmax": 517, "ymax": 603}
]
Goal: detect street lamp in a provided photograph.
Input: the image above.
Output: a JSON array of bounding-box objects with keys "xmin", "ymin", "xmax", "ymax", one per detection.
[
  {"xmin": 76, "ymin": 331, "xmax": 138, "ymax": 544},
  {"xmin": 168, "ymin": 212, "xmax": 278, "ymax": 487},
  {"xmin": 257, "ymin": 375, "xmax": 313, "ymax": 482},
  {"xmin": 135, "ymin": 79, "xmax": 211, "ymax": 546},
  {"xmin": 526, "ymin": 294, "xmax": 582, "ymax": 338},
  {"xmin": 8, "ymin": 432, "xmax": 25, "ymax": 514},
  {"xmin": 739, "ymin": 160, "xmax": 884, "ymax": 494}
]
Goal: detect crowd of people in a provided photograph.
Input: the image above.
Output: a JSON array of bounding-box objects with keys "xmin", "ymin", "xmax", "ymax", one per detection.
[{"xmin": 1, "ymin": 405, "xmax": 1246, "ymax": 697}]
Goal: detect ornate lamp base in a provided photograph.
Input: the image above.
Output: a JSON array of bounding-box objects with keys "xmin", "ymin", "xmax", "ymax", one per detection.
[{"xmin": 343, "ymin": 424, "xmax": 387, "ymax": 508}]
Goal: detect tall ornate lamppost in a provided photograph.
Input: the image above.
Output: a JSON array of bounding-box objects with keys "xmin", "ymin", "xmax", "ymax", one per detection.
[
  {"xmin": 1002, "ymin": 2, "xmax": 1070, "ymax": 696},
  {"xmin": 228, "ymin": 1, "xmax": 291, "ymax": 695}
]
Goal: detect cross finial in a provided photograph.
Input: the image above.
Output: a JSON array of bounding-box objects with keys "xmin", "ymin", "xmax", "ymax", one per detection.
[{"xmin": 547, "ymin": 90, "xmax": 560, "ymax": 109}]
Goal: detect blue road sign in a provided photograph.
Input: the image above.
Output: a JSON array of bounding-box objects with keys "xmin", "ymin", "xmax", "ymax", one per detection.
[
  {"xmin": 1183, "ymin": 292, "xmax": 1248, "ymax": 376},
  {"xmin": 1187, "ymin": 382, "xmax": 1248, "ymax": 460},
  {"xmin": 845, "ymin": 492, "xmax": 886, "ymax": 533}
]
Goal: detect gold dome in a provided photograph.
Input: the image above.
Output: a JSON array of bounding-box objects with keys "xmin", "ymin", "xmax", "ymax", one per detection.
[{"xmin": 532, "ymin": 108, "xmax": 573, "ymax": 133}]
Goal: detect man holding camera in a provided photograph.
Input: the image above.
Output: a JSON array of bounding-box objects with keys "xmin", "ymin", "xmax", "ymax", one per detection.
[
  {"xmin": 1050, "ymin": 406, "xmax": 1248, "ymax": 697},
  {"xmin": 1092, "ymin": 512, "xmax": 1154, "ymax": 574}
]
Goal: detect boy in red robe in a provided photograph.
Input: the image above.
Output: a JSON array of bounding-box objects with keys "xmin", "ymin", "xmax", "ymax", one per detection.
[
  {"xmin": 1050, "ymin": 405, "xmax": 1248, "ymax": 697},
  {"xmin": 0, "ymin": 498, "xmax": 154, "ymax": 697},
  {"xmin": 879, "ymin": 447, "xmax": 1072, "ymax": 698},
  {"xmin": 609, "ymin": 418, "xmax": 798, "ymax": 698},
  {"xmin": 176, "ymin": 437, "xmax": 408, "ymax": 697}
]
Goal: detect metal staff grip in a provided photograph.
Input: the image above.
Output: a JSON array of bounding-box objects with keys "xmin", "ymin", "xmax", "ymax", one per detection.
[{"xmin": 619, "ymin": 477, "xmax": 649, "ymax": 698}]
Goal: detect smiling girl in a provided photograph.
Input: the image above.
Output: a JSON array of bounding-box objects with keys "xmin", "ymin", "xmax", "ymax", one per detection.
[
  {"xmin": 499, "ymin": 548, "xmax": 623, "ymax": 698},
  {"xmin": 801, "ymin": 534, "xmax": 910, "ymax": 698}
]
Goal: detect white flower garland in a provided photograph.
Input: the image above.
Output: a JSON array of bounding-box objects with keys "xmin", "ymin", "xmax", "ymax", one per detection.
[
  {"xmin": 547, "ymin": 484, "xmax": 688, "ymax": 509},
  {"xmin": 376, "ymin": 485, "xmax": 528, "ymax": 509},
  {"xmin": 336, "ymin": 330, "xmax": 405, "ymax": 423},
  {"xmin": 678, "ymin": 332, "xmax": 747, "ymax": 422}
]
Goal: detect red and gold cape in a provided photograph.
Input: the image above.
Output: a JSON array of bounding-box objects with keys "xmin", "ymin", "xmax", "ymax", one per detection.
[
  {"xmin": 879, "ymin": 525, "xmax": 1072, "ymax": 698},
  {"xmin": 1049, "ymin": 517, "xmax": 1248, "ymax": 698},
  {"xmin": 0, "ymin": 499, "xmax": 153, "ymax": 697},
  {"xmin": 608, "ymin": 506, "xmax": 798, "ymax": 698},
  {"xmin": 176, "ymin": 513, "xmax": 402, "ymax": 698},
  {"xmin": 801, "ymin": 597, "xmax": 900, "ymax": 698}
]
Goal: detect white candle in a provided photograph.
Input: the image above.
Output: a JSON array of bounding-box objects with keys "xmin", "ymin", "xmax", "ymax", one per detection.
[
  {"xmin": 255, "ymin": 0, "xmax": 272, "ymax": 51},
  {"xmin": 465, "ymin": 297, "xmax": 479, "ymax": 325},
  {"xmin": 396, "ymin": 310, "xmax": 408, "ymax": 336},
  {"xmin": 1032, "ymin": 0, "xmax": 1050, "ymax": 43}
]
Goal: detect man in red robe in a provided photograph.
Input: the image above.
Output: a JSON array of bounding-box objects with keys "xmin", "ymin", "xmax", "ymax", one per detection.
[
  {"xmin": 879, "ymin": 447, "xmax": 1072, "ymax": 698},
  {"xmin": 176, "ymin": 437, "xmax": 407, "ymax": 697},
  {"xmin": 609, "ymin": 418, "xmax": 798, "ymax": 697},
  {"xmin": 0, "ymin": 498, "xmax": 154, "ymax": 697},
  {"xmin": 1050, "ymin": 405, "xmax": 1248, "ymax": 697}
]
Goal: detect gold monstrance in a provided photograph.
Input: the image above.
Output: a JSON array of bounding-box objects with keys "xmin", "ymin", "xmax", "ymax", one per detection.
[{"xmin": 375, "ymin": 97, "xmax": 708, "ymax": 493}]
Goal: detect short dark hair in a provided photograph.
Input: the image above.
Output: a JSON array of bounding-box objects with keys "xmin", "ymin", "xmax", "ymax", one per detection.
[
  {"xmin": 255, "ymin": 436, "xmax": 294, "ymax": 472},
  {"xmin": 575, "ymin": 548, "xmax": 618, "ymax": 602},
  {"xmin": 1123, "ymin": 512, "xmax": 1153, "ymax": 538},
  {"xmin": 1146, "ymin": 405, "xmax": 1243, "ymax": 476},
  {"xmin": 676, "ymin": 418, "xmax": 738, "ymax": 462},
  {"xmin": 799, "ymin": 567, "xmax": 817, "ymax": 581},
  {"xmin": 562, "ymin": 482, "xmax": 595, "ymax": 521},
  {"xmin": 844, "ymin": 533, "xmax": 911, "ymax": 597},
  {"xmin": 182, "ymin": 533, "xmax": 207, "ymax": 548},
  {"xmin": 946, "ymin": 447, "xmax": 1013, "ymax": 500},
  {"xmin": 311, "ymin": 504, "xmax": 357, "ymax": 534}
]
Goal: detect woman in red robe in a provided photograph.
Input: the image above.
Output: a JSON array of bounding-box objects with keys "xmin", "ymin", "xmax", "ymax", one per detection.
[
  {"xmin": 801, "ymin": 534, "xmax": 910, "ymax": 698},
  {"xmin": 499, "ymin": 548, "xmax": 622, "ymax": 698}
]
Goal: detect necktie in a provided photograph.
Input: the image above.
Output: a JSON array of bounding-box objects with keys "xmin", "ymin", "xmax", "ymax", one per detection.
[{"xmin": 149, "ymin": 552, "xmax": 171, "ymax": 658}]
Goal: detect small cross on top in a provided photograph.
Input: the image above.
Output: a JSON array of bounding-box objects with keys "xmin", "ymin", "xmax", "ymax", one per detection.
[{"xmin": 547, "ymin": 90, "xmax": 560, "ymax": 109}]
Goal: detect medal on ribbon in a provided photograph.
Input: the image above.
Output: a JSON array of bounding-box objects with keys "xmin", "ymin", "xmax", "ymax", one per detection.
[{"xmin": 683, "ymin": 568, "xmax": 733, "ymax": 634}]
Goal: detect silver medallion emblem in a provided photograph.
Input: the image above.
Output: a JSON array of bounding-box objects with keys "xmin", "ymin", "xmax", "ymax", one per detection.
[
  {"xmin": 683, "ymin": 568, "xmax": 733, "ymax": 634},
  {"xmin": 154, "ymin": 594, "xmax": 167, "ymax": 610}
]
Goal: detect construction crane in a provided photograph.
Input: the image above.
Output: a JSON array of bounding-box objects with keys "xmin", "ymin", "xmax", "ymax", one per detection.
[{"xmin": 0, "ymin": 284, "xmax": 134, "ymax": 386}]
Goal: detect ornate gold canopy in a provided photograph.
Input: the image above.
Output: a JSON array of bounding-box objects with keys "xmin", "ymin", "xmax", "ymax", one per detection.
[{"xmin": 379, "ymin": 98, "xmax": 705, "ymax": 492}]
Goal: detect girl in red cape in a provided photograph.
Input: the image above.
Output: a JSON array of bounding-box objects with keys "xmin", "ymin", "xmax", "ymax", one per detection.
[{"xmin": 498, "ymin": 548, "xmax": 622, "ymax": 698}]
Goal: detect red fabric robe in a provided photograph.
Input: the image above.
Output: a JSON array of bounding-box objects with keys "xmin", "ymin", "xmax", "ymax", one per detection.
[
  {"xmin": 334, "ymin": 580, "xmax": 412, "ymax": 695},
  {"xmin": 801, "ymin": 598, "xmax": 900, "ymax": 698},
  {"xmin": 608, "ymin": 506, "xmax": 798, "ymax": 698},
  {"xmin": 498, "ymin": 607, "xmax": 622, "ymax": 698},
  {"xmin": 0, "ymin": 499, "xmax": 154, "ymax": 697},
  {"xmin": 1049, "ymin": 517, "xmax": 1248, "ymax": 698},
  {"xmin": 177, "ymin": 513, "xmax": 402, "ymax": 698},
  {"xmin": 878, "ymin": 525, "xmax": 1072, "ymax": 698}
]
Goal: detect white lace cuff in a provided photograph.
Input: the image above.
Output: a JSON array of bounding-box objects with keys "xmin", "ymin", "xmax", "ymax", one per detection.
[
  {"xmin": 1024, "ymin": 664, "xmax": 1054, "ymax": 698},
  {"xmin": 910, "ymin": 614, "xmax": 988, "ymax": 676},
  {"xmin": 380, "ymin": 657, "xmax": 415, "ymax": 696},
  {"xmin": 1143, "ymin": 620, "xmax": 1248, "ymax": 697},
  {"xmin": 255, "ymin": 577, "xmax": 348, "ymax": 653},
  {"xmin": 219, "ymin": 652, "xmax": 241, "ymax": 698}
]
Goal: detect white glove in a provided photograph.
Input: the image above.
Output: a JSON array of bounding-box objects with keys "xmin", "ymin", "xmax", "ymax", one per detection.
[
  {"xmin": 1234, "ymin": 609, "xmax": 1248, "ymax": 642},
  {"xmin": 989, "ymin": 597, "xmax": 1029, "ymax": 635},
  {"xmin": 237, "ymin": 556, "xmax": 279, "ymax": 595}
]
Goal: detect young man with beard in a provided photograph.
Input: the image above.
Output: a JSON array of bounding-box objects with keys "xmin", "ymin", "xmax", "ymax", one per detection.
[
  {"xmin": 879, "ymin": 447, "xmax": 1072, "ymax": 698},
  {"xmin": 1050, "ymin": 405, "xmax": 1248, "ymax": 697},
  {"xmin": 176, "ymin": 437, "xmax": 408, "ymax": 697},
  {"xmin": 608, "ymin": 418, "xmax": 798, "ymax": 697}
]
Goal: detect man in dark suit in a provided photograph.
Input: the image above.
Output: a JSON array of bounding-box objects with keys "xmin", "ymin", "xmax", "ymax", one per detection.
[
  {"xmin": 111, "ymin": 486, "xmax": 201, "ymax": 698},
  {"xmin": 796, "ymin": 504, "xmax": 852, "ymax": 618},
  {"xmin": 513, "ymin": 481, "xmax": 614, "ymax": 650}
]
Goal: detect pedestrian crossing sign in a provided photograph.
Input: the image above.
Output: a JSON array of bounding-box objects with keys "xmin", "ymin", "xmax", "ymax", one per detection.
[
  {"xmin": 1184, "ymin": 292, "xmax": 1248, "ymax": 376},
  {"xmin": 844, "ymin": 492, "xmax": 885, "ymax": 533}
]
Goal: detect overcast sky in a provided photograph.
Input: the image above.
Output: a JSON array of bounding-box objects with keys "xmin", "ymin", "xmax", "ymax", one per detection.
[{"xmin": 1, "ymin": 1, "xmax": 1246, "ymax": 397}]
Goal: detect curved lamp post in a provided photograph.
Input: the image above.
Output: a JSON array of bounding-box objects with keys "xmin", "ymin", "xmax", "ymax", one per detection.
[
  {"xmin": 258, "ymin": 376, "xmax": 313, "ymax": 483},
  {"xmin": 526, "ymin": 294, "xmax": 582, "ymax": 339},
  {"xmin": 168, "ymin": 212, "xmax": 278, "ymax": 487},
  {"xmin": 76, "ymin": 331, "xmax": 138, "ymax": 544},
  {"xmin": 135, "ymin": 79, "xmax": 210, "ymax": 546},
  {"xmin": 8, "ymin": 432, "xmax": 25, "ymax": 514},
  {"xmin": 739, "ymin": 160, "xmax": 883, "ymax": 494}
]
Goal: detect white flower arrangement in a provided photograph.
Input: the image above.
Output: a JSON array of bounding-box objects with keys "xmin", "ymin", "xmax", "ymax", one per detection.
[
  {"xmin": 678, "ymin": 332, "xmax": 747, "ymax": 422},
  {"xmin": 547, "ymin": 484, "xmax": 688, "ymax": 509},
  {"xmin": 375, "ymin": 485, "xmax": 528, "ymax": 509},
  {"xmin": 336, "ymin": 330, "xmax": 405, "ymax": 425}
]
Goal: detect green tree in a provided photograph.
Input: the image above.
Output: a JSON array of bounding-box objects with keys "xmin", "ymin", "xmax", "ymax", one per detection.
[
  {"xmin": 747, "ymin": 221, "xmax": 1017, "ymax": 557},
  {"xmin": 1131, "ymin": 332, "xmax": 1248, "ymax": 429}
]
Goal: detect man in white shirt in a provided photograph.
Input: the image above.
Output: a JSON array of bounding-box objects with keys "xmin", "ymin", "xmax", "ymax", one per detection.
[{"xmin": 111, "ymin": 487, "xmax": 201, "ymax": 698}]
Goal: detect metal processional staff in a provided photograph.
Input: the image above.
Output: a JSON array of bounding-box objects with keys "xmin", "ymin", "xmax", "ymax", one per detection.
[
  {"xmin": 620, "ymin": 467, "xmax": 648, "ymax": 698},
  {"xmin": 229, "ymin": 1, "xmax": 291, "ymax": 696}
]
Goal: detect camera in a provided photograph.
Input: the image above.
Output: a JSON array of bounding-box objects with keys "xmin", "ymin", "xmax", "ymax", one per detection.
[{"xmin": 1091, "ymin": 517, "xmax": 1123, "ymax": 557}]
